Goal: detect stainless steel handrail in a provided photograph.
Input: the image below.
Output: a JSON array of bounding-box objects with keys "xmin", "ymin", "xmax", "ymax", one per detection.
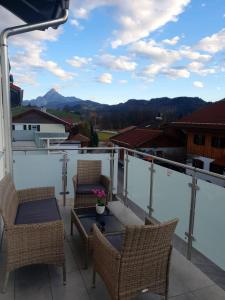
[{"xmin": 12, "ymin": 146, "xmax": 225, "ymax": 181}]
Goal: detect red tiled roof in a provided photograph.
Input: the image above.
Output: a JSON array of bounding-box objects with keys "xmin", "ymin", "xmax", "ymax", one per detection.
[
  {"xmin": 110, "ymin": 128, "xmax": 162, "ymax": 148},
  {"xmin": 12, "ymin": 108, "xmax": 71, "ymax": 126},
  {"xmin": 173, "ymin": 100, "xmax": 225, "ymax": 129},
  {"xmin": 118, "ymin": 126, "xmax": 136, "ymax": 134},
  {"xmin": 10, "ymin": 83, "xmax": 22, "ymax": 91}
]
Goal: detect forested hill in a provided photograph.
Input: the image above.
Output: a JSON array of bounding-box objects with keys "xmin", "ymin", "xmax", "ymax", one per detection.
[{"xmin": 23, "ymin": 89, "xmax": 210, "ymax": 129}]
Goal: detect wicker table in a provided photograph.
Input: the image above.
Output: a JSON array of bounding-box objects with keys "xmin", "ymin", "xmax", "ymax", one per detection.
[{"xmin": 71, "ymin": 206, "xmax": 124, "ymax": 268}]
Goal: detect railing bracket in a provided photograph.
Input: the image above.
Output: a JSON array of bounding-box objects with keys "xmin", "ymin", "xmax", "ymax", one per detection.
[
  {"xmin": 185, "ymin": 232, "xmax": 196, "ymax": 242},
  {"xmin": 188, "ymin": 182, "xmax": 199, "ymax": 191},
  {"xmin": 60, "ymin": 191, "xmax": 69, "ymax": 195}
]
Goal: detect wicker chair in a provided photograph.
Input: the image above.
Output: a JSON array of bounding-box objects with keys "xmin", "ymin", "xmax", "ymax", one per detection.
[
  {"xmin": 0, "ymin": 175, "xmax": 66, "ymax": 292},
  {"xmin": 92, "ymin": 217, "xmax": 178, "ymax": 300},
  {"xmin": 72, "ymin": 160, "xmax": 110, "ymax": 208}
]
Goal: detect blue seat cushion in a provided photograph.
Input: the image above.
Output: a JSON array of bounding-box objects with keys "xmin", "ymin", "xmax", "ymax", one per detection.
[
  {"xmin": 76, "ymin": 184, "xmax": 106, "ymax": 195},
  {"xmin": 15, "ymin": 198, "xmax": 61, "ymax": 225},
  {"xmin": 106, "ymin": 233, "xmax": 124, "ymax": 252}
]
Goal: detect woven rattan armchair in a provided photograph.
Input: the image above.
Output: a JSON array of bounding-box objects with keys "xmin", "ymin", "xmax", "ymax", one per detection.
[
  {"xmin": 72, "ymin": 160, "xmax": 110, "ymax": 208},
  {"xmin": 0, "ymin": 175, "xmax": 65, "ymax": 293},
  {"xmin": 92, "ymin": 218, "xmax": 178, "ymax": 300}
]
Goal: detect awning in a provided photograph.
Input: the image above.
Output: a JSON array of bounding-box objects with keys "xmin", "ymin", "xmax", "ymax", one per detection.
[{"xmin": 0, "ymin": 0, "xmax": 69, "ymax": 25}]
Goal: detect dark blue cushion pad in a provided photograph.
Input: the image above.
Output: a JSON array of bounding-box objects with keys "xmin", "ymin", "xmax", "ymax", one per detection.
[
  {"xmin": 76, "ymin": 184, "xmax": 106, "ymax": 195},
  {"xmin": 106, "ymin": 233, "xmax": 124, "ymax": 252},
  {"xmin": 15, "ymin": 198, "xmax": 61, "ymax": 225}
]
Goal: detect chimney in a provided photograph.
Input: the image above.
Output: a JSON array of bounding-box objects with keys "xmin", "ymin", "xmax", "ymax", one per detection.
[{"xmin": 40, "ymin": 106, "xmax": 47, "ymax": 113}]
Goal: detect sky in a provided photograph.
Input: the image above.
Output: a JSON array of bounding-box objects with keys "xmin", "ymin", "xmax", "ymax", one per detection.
[{"xmin": 0, "ymin": 0, "xmax": 225, "ymax": 104}]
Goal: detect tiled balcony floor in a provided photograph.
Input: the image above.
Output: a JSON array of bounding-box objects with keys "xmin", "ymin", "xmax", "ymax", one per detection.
[{"xmin": 1, "ymin": 200, "xmax": 225, "ymax": 300}]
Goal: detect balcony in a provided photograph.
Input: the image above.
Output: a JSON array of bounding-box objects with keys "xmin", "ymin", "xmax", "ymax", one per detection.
[{"xmin": 1, "ymin": 147, "xmax": 225, "ymax": 299}]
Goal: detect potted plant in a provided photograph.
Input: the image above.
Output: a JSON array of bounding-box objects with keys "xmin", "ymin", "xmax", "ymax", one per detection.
[{"xmin": 92, "ymin": 189, "xmax": 106, "ymax": 214}]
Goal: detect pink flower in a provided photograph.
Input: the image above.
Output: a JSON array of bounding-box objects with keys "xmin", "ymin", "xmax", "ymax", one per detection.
[{"xmin": 92, "ymin": 189, "xmax": 106, "ymax": 199}]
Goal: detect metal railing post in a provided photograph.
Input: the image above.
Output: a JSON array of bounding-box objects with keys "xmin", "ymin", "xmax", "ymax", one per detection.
[
  {"xmin": 123, "ymin": 150, "xmax": 129, "ymax": 206},
  {"xmin": 60, "ymin": 153, "xmax": 69, "ymax": 207},
  {"xmin": 186, "ymin": 172, "xmax": 199, "ymax": 260},
  {"xmin": 110, "ymin": 149, "xmax": 114, "ymax": 201},
  {"xmin": 148, "ymin": 160, "xmax": 155, "ymax": 217}
]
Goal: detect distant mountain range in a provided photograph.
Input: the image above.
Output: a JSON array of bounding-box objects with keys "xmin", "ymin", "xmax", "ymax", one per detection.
[
  {"xmin": 23, "ymin": 88, "xmax": 211, "ymax": 129},
  {"xmin": 23, "ymin": 88, "xmax": 103, "ymax": 110}
]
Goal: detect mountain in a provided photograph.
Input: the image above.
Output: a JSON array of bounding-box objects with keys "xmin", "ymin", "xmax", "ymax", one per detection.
[
  {"xmin": 23, "ymin": 88, "xmax": 104, "ymax": 110},
  {"xmin": 23, "ymin": 89, "xmax": 210, "ymax": 129}
]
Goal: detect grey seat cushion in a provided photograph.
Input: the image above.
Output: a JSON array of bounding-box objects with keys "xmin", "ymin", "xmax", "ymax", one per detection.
[
  {"xmin": 106, "ymin": 233, "xmax": 124, "ymax": 252},
  {"xmin": 76, "ymin": 184, "xmax": 106, "ymax": 195},
  {"xmin": 15, "ymin": 198, "xmax": 61, "ymax": 225}
]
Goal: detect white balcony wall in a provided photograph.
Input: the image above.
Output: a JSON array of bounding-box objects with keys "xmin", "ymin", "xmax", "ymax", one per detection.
[
  {"xmin": 127, "ymin": 155, "xmax": 151, "ymax": 213},
  {"xmin": 13, "ymin": 150, "xmax": 118, "ymax": 199},
  {"xmin": 152, "ymin": 164, "xmax": 191, "ymax": 241},
  {"xmin": 194, "ymin": 179, "xmax": 225, "ymax": 270},
  {"xmin": 13, "ymin": 152, "xmax": 63, "ymax": 197}
]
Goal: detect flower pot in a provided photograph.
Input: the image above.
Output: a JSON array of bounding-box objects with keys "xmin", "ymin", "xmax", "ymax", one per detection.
[{"xmin": 96, "ymin": 204, "xmax": 105, "ymax": 214}]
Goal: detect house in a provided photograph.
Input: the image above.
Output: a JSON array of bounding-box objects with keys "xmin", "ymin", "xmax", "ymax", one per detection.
[
  {"xmin": 172, "ymin": 99, "xmax": 225, "ymax": 183},
  {"xmin": 67, "ymin": 133, "xmax": 90, "ymax": 147},
  {"xmin": 10, "ymin": 83, "xmax": 23, "ymax": 107},
  {"xmin": 12, "ymin": 108, "xmax": 71, "ymax": 149},
  {"xmin": 110, "ymin": 126, "xmax": 184, "ymax": 162}
]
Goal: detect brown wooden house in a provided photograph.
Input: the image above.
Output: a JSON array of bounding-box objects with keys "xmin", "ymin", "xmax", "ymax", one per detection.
[{"xmin": 173, "ymin": 99, "xmax": 225, "ymax": 174}]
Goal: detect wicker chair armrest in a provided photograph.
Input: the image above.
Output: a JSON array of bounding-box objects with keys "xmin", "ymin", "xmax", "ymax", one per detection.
[
  {"xmin": 72, "ymin": 175, "xmax": 78, "ymax": 189},
  {"xmin": 5, "ymin": 220, "xmax": 64, "ymax": 252},
  {"xmin": 17, "ymin": 187, "xmax": 55, "ymax": 203},
  {"xmin": 100, "ymin": 175, "xmax": 110, "ymax": 191},
  {"xmin": 93, "ymin": 224, "xmax": 121, "ymax": 290},
  {"xmin": 145, "ymin": 216, "xmax": 158, "ymax": 226}
]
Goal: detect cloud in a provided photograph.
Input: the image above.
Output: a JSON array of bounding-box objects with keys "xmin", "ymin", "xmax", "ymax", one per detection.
[
  {"xmin": 119, "ymin": 79, "xmax": 128, "ymax": 84},
  {"xmin": 0, "ymin": 6, "xmax": 73, "ymax": 83},
  {"xmin": 12, "ymin": 72, "xmax": 38, "ymax": 86},
  {"xmin": 131, "ymin": 40, "xmax": 181, "ymax": 64},
  {"xmin": 193, "ymin": 81, "xmax": 204, "ymax": 88},
  {"xmin": 98, "ymin": 54, "xmax": 137, "ymax": 71},
  {"xmin": 188, "ymin": 61, "xmax": 216, "ymax": 76},
  {"xmin": 97, "ymin": 73, "xmax": 112, "ymax": 84},
  {"xmin": 141, "ymin": 63, "xmax": 190, "ymax": 79},
  {"xmin": 131, "ymin": 38, "xmax": 216, "ymax": 80},
  {"xmin": 196, "ymin": 28, "xmax": 225, "ymax": 53},
  {"xmin": 162, "ymin": 36, "xmax": 180, "ymax": 45},
  {"xmin": 70, "ymin": 19, "xmax": 84, "ymax": 30},
  {"xmin": 11, "ymin": 41, "xmax": 75, "ymax": 81},
  {"xmin": 180, "ymin": 47, "xmax": 211, "ymax": 61},
  {"xmin": 163, "ymin": 68, "xmax": 190, "ymax": 79},
  {"xmin": 67, "ymin": 56, "xmax": 92, "ymax": 68},
  {"xmin": 70, "ymin": 0, "xmax": 191, "ymax": 47},
  {"xmin": 44, "ymin": 61, "xmax": 75, "ymax": 80}
]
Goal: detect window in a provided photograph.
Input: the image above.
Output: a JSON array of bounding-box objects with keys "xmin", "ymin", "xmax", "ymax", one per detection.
[
  {"xmin": 28, "ymin": 125, "xmax": 31, "ymax": 130},
  {"xmin": 23, "ymin": 124, "xmax": 27, "ymax": 130},
  {"xmin": 193, "ymin": 134, "xmax": 205, "ymax": 145},
  {"xmin": 29, "ymin": 124, "xmax": 40, "ymax": 132},
  {"xmin": 211, "ymin": 137, "xmax": 225, "ymax": 148},
  {"xmin": 192, "ymin": 159, "xmax": 204, "ymax": 169},
  {"xmin": 12, "ymin": 124, "xmax": 15, "ymax": 130}
]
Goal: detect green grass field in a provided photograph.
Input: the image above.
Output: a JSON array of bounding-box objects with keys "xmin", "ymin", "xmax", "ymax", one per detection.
[{"xmin": 97, "ymin": 131, "xmax": 117, "ymax": 141}]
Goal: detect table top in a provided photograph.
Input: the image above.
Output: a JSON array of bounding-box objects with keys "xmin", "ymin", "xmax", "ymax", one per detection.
[{"xmin": 73, "ymin": 206, "xmax": 124, "ymax": 235}]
